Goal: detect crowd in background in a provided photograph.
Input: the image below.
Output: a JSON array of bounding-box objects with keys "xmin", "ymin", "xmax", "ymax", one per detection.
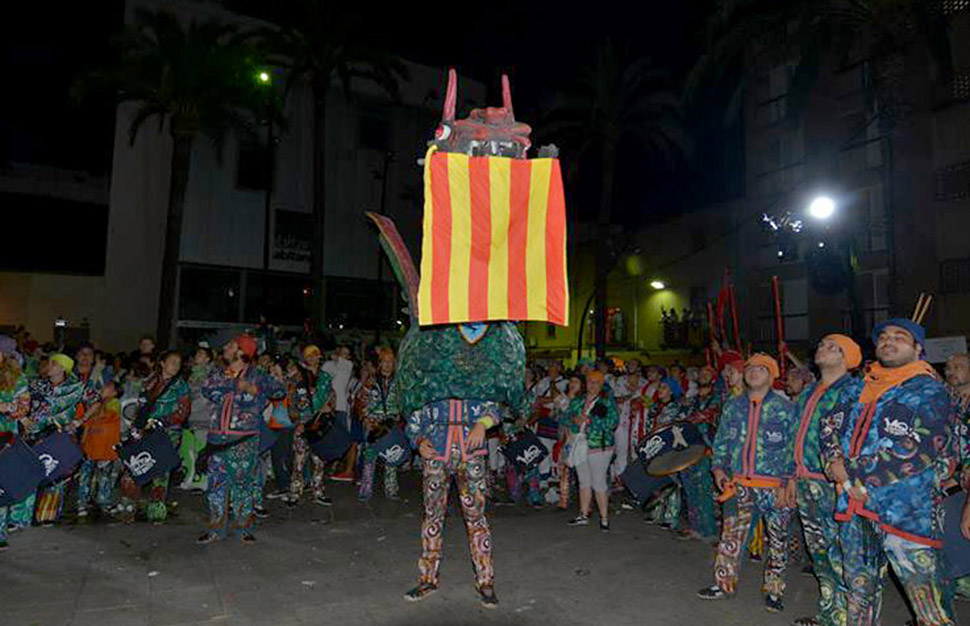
[{"xmin": 3, "ymin": 320, "xmax": 970, "ymax": 624}]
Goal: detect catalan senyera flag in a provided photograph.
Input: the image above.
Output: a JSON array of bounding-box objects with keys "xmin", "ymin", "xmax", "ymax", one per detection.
[{"xmin": 418, "ymin": 147, "xmax": 568, "ymax": 327}]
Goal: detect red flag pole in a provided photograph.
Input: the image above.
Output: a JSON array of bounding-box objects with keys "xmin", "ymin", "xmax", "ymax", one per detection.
[
  {"xmin": 728, "ymin": 284, "xmax": 742, "ymax": 354},
  {"xmin": 706, "ymin": 300, "xmax": 716, "ymax": 344},
  {"xmin": 771, "ymin": 275, "xmax": 787, "ymax": 379}
]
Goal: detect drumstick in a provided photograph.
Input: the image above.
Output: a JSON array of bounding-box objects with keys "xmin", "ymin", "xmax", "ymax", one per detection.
[
  {"xmin": 911, "ymin": 293, "xmax": 926, "ymax": 323},
  {"xmin": 915, "ymin": 294, "xmax": 933, "ymax": 325}
]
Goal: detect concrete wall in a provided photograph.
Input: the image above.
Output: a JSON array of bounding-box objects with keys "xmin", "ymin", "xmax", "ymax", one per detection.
[{"xmin": 0, "ymin": 272, "xmax": 104, "ymax": 344}]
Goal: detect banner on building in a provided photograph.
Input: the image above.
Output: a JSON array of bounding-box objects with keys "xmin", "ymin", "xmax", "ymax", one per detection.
[{"xmin": 418, "ymin": 148, "xmax": 568, "ymax": 327}]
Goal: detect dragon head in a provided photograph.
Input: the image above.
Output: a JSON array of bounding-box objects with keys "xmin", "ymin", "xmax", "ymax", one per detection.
[{"xmin": 431, "ymin": 68, "xmax": 532, "ymax": 159}]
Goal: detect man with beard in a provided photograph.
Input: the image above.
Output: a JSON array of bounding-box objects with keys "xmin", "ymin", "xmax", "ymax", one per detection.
[
  {"xmin": 823, "ymin": 319, "xmax": 958, "ymax": 625},
  {"xmin": 197, "ymin": 335, "xmax": 284, "ymax": 544}
]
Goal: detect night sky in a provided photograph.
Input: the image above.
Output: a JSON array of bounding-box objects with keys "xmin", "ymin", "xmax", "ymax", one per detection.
[{"xmin": 1, "ymin": 1, "xmax": 742, "ymax": 226}]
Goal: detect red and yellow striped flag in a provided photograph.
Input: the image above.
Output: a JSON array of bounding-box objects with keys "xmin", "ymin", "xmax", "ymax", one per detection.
[{"xmin": 418, "ymin": 147, "xmax": 568, "ymax": 327}]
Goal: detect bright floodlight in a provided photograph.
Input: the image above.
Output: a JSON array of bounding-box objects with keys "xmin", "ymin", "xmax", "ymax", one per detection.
[
  {"xmin": 650, "ymin": 280, "xmax": 666, "ymax": 290},
  {"xmin": 808, "ymin": 196, "xmax": 835, "ymax": 220},
  {"xmin": 258, "ymin": 71, "xmax": 271, "ymax": 84}
]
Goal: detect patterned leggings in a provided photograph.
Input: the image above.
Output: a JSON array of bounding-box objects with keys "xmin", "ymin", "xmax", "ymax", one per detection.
[
  {"xmin": 796, "ymin": 479, "xmax": 846, "ymax": 626},
  {"xmin": 358, "ymin": 451, "xmax": 399, "ymax": 500},
  {"xmin": 289, "ymin": 433, "xmax": 326, "ymax": 500},
  {"xmin": 418, "ymin": 453, "xmax": 493, "ymax": 591},
  {"xmin": 713, "ymin": 484, "xmax": 792, "ymax": 597},
  {"xmin": 841, "ymin": 515, "xmax": 954, "ymax": 626},
  {"xmin": 77, "ymin": 459, "xmax": 120, "ymax": 512},
  {"xmin": 205, "ymin": 437, "xmax": 259, "ymax": 538}
]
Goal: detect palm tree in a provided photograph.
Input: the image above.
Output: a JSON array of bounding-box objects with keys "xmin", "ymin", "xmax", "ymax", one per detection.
[
  {"xmin": 543, "ymin": 40, "xmax": 682, "ymax": 357},
  {"xmin": 258, "ymin": 1, "xmax": 408, "ymax": 332},
  {"xmin": 78, "ymin": 9, "xmax": 266, "ymax": 348}
]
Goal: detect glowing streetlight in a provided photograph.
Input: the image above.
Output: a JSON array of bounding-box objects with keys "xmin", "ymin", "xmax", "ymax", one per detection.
[
  {"xmin": 650, "ymin": 280, "xmax": 666, "ymax": 290},
  {"xmin": 257, "ymin": 70, "xmax": 271, "ymax": 85},
  {"xmin": 808, "ymin": 196, "xmax": 835, "ymax": 220}
]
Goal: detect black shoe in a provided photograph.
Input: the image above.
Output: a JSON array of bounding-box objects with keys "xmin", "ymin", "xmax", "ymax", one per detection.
[
  {"xmin": 240, "ymin": 533, "xmax": 257, "ymax": 545},
  {"xmin": 314, "ymin": 495, "xmax": 333, "ymax": 507},
  {"xmin": 567, "ymin": 515, "xmax": 590, "ymax": 527},
  {"xmin": 196, "ymin": 532, "xmax": 220, "ymax": 545},
  {"xmin": 253, "ymin": 506, "xmax": 270, "ymax": 519},
  {"xmin": 266, "ymin": 490, "xmax": 289, "ymax": 500},
  {"xmin": 696, "ymin": 585, "xmax": 730, "ymax": 600},
  {"xmin": 765, "ymin": 594, "xmax": 784, "ymax": 613},
  {"xmin": 404, "ymin": 583, "xmax": 438, "ymax": 602},
  {"xmin": 599, "ymin": 519, "xmax": 610, "ymax": 533},
  {"xmin": 478, "ymin": 586, "xmax": 498, "ymax": 609},
  {"xmin": 792, "ymin": 617, "xmax": 820, "ymax": 626}
]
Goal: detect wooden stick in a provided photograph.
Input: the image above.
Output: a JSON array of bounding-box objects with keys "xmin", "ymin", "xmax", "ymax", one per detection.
[
  {"xmin": 911, "ymin": 293, "xmax": 926, "ymax": 322},
  {"xmin": 728, "ymin": 283, "xmax": 742, "ymax": 354},
  {"xmin": 915, "ymin": 294, "xmax": 933, "ymax": 325}
]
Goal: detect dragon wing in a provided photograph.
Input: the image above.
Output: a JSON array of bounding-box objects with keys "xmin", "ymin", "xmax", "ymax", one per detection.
[{"xmin": 366, "ymin": 211, "xmax": 420, "ymax": 322}]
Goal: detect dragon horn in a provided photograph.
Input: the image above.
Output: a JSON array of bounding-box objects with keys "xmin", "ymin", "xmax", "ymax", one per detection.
[
  {"xmin": 443, "ymin": 68, "xmax": 457, "ymax": 122},
  {"xmin": 501, "ymin": 74, "xmax": 513, "ymax": 117}
]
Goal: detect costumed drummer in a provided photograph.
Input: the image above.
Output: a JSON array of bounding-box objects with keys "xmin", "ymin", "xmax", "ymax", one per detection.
[
  {"xmin": 822, "ymin": 319, "xmax": 959, "ymax": 625},
  {"xmin": 0, "ymin": 337, "xmax": 31, "ymax": 550},
  {"xmin": 697, "ymin": 353, "xmax": 797, "ymax": 613},
  {"xmin": 788, "ymin": 334, "xmax": 861, "ymax": 626},
  {"xmin": 197, "ymin": 334, "xmax": 284, "ymax": 545}
]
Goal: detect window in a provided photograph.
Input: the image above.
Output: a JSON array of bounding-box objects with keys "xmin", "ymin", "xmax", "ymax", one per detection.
[
  {"xmin": 178, "ymin": 267, "xmax": 240, "ymax": 322},
  {"xmin": 236, "ymin": 137, "xmax": 271, "ymax": 191},
  {"xmin": 853, "ymin": 269, "xmax": 890, "ymax": 333},
  {"xmin": 854, "ymin": 185, "xmax": 887, "ymax": 252},
  {"xmin": 325, "ymin": 276, "xmax": 395, "ymax": 329},
  {"xmin": 941, "ymin": 258, "xmax": 970, "ymax": 294},
  {"xmin": 936, "ymin": 160, "xmax": 970, "ymax": 201},
  {"xmin": 244, "ymin": 273, "xmax": 311, "ymax": 326},
  {"xmin": 545, "ymin": 323, "xmax": 557, "ymax": 339}
]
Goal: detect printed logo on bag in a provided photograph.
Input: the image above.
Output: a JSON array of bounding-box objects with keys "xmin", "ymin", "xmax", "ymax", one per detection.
[
  {"xmin": 516, "ymin": 444, "xmax": 543, "ymax": 467},
  {"xmin": 670, "ymin": 425, "xmax": 688, "ymax": 449},
  {"xmin": 639, "ymin": 435, "xmax": 665, "ymax": 459},
  {"xmin": 38, "ymin": 453, "xmax": 59, "ymax": 476},
  {"xmin": 380, "ymin": 444, "xmax": 406, "ymax": 464},
  {"xmin": 126, "ymin": 451, "xmax": 157, "ymax": 476}
]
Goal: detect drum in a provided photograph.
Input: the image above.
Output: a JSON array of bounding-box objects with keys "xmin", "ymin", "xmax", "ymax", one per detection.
[
  {"xmin": 944, "ymin": 491, "xmax": 970, "ymax": 579},
  {"xmin": 636, "ymin": 421, "xmax": 708, "ymax": 477},
  {"xmin": 619, "ymin": 457, "xmax": 673, "ymax": 503}
]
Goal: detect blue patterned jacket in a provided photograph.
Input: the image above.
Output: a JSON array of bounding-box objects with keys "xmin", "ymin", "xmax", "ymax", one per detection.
[
  {"xmin": 711, "ymin": 390, "xmax": 797, "ymax": 486},
  {"xmin": 404, "ymin": 399, "xmax": 501, "ymax": 462},
  {"xmin": 201, "ymin": 365, "xmax": 285, "ymax": 443},
  {"xmin": 821, "ymin": 371, "xmax": 959, "ymax": 546}
]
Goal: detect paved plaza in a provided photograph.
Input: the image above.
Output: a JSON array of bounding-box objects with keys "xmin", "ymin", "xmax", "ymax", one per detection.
[{"xmin": 2, "ymin": 472, "xmax": 956, "ymax": 626}]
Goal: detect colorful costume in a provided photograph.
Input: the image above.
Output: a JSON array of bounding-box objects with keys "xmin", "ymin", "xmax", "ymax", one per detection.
[
  {"xmin": 139, "ymin": 373, "xmax": 191, "ymax": 521},
  {"xmin": 821, "ymin": 361, "xmax": 958, "ymax": 625},
  {"xmin": 289, "ymin": 369, "xmax": 331, "ymax": 503},
  {"xmin": 0, "ymin": 370, "xmax": 31, "ymax": 542},
  {"xmin": 790, "ymin": 374, "xmax": 856, "ymax": 626},
  {"xmin": 201, "ymin": 365, "xmax": 284, "ymax": 538},
  {"xmin": 680, "ymin": 386, "xmax": 721, "ymax": 540},
  {"xmin": 368, "ymin": 68, "xmax": 564, "ymax": 605},
  {"xmin": 26, "ymin": 375, "xmax": 84, "ymax": 524},
  {"xmin": 709, "ymin": 390, "xmax": 797, "ymax": 598},
  {"xmin": 357, "ymin": 373, "xmax": 400, "ymax": 501},
  {"xmin": 405, "ymin": 399, "xmax": 501, "ymax": 591},
  {"xmin": 77, "ymin": 397, "xmax": 122, "ymax": 515}
]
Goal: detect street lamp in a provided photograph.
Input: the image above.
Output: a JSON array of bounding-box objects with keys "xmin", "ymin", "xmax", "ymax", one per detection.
[
  {"xmin": 257, "ymin": 70, "xmax": 271, "ymax": 85},
  {"xmin": 650, "ymin": 280, "xmax": 666, "ymax": 290},
  {"xmin": 808, "ymin": 196, "xmax": 836, "ymax": 220}
]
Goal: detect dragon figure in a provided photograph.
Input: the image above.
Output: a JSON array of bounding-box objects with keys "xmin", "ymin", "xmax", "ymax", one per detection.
[{"xmin": 367, "ymin": 69, "xmax": 561, "ymax": 605}]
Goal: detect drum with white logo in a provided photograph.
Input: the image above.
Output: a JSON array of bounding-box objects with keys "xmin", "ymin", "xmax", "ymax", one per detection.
[{"xmin": 636, "ymin": 421, "xmax": 708, "ymax": 477}]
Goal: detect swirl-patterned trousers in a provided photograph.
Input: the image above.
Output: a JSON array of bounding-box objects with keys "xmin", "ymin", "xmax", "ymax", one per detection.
[
  {"xmin": 418, "ymin": 453, "xmax": 494, "ymax": 591},
  {"xmin": 841, "ymin": 515, "xmax": 954, "ymax": 626},
  {"xmin": 713, "ymin": 484, "xmax": 792, "ymax": 597},
  {"xmin": 796, "ymin": 478, "xmax": 847, "ymax": 626}
]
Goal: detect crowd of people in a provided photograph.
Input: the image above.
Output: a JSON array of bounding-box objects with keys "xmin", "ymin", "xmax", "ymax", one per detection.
[{"xmin": 1, "ymin": 317, "xmax": 970, "ymax": 624}]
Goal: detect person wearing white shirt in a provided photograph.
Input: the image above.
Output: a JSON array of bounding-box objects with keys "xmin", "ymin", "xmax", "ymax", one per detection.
[{"xmin": 322, "ymin": 346, "xmax": 356, "ymax": 481}]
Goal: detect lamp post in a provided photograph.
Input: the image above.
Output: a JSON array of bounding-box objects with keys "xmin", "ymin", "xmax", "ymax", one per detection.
[
  {"xmin": 257, "ymin": 69, "xmax": 275, "ymax": 272},
  {"xmin": 806, "ymin": 195, "xmax": 863, "ymax": 340}
]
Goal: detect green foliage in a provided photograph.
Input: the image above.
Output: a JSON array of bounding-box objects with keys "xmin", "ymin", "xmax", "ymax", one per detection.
[{"xmin": 76, "ymin": 8, "xmax": 268, "ymax": 149}]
